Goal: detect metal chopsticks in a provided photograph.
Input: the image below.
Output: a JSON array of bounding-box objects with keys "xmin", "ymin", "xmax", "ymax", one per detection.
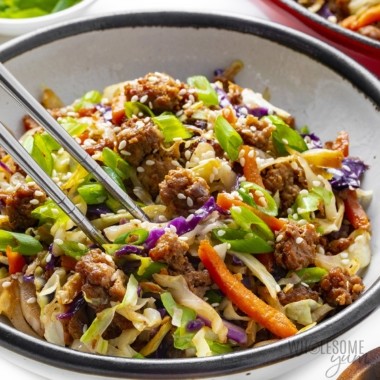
[
  {"xmin": 0, "ymin": 122, "xmax": 107, "ymax": 246},
  {"xmin": 0, "ymin": 62, "xmax": 148, "ymax": 222},
  {"xmin": 0, "ymin": 62, "xmax": 150, "ymax": 245}
]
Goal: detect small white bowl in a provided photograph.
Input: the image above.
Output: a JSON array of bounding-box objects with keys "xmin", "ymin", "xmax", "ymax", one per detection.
[{"xmin": 0, "ymin": 0, "xmax": 97, "ymax": 37}]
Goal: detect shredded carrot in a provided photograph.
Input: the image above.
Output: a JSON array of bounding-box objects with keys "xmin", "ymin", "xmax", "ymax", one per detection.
[
  {"xmin": 216, "ymin": 192, "xmax": 286, "ymax": 231},
  {"xmin": 342, "ymin": 189, "xmax": 370, "ymax": 230},
  {"xmin": 5, "ymin": 246, "xmax": 26, "ymax": 274},
  {"xmin": 241, "ymin": 145, "xmax": 264, "ymax": 187},
  {"xmin": 112, "ymin": 93, "xmax": 126, "ymax": 125},
  {"xmin": 340, "ymin": 5, "xmax": 380, "ymax": 30},
  {"xmin": 198, "ymin": 240, "xmax": 298, "ymax": 338},
  {"xmin": 330, "ymin": 131, "xmax": 349, "ymax": 157},
  {"xmin": 356, "ymin": 4, "xmax": 380, "ymax": 29}
]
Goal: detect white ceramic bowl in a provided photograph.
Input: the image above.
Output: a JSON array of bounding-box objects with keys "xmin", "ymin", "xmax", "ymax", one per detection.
[
  {"xmin": 0, "ymin": 0, "xmax": 97, "ymax": 36},
  {"xmin": 0, "ymin": 11, "xmax": 379, "ymax": 380}
]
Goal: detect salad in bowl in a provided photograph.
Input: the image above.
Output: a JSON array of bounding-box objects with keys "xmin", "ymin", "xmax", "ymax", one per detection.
[{"xmin": 0, "ymin": 61, "xmax": 371, "ymax": 359}]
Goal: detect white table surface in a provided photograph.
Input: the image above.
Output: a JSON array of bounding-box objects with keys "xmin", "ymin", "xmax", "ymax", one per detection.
[{"xmin": 0, "ymin": 1, "xmax": 378, "ymax": 379}]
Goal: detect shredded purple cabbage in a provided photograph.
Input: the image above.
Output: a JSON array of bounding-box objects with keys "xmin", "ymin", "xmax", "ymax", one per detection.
[
  {"xmin": 186, "ymin": 318, "xmax": 205, "ymax": 332},
  {"xmin": 198, "ymin": 316, "xmax": 247, "ymax": 344},
  {"xmin": 329, "ymin": 157, "xmax": 369, "ymax": 190},
  {"xmin": 115, "ymin": 244, "xmax": 145, "ymax": 257},
  {"xmin": 96, "ymin": 104, "xmax": 112, "ymax": 122},
  {"xmin": 145, "ymin": 197, "xmax": 222, "ymax": 250},
  {"xmin": 317, "ymin": 4, "xmax": 334, "ymax": 19},
  {"xmin": 45, "ymin": 244, "xmax": 59, "ymax": 271},
  {"xmin": 214, "ymin": 86, "xmax": 268, "ymax": 118},
  {"xmin": 22, "ymin": 274, "xmax": 34, "ymax": 283},
  {"xmin": 86, "ymin": 204, "xmax": 112, "ymax": 219},
  {"xmin": 57, "ymin": 294, "xmax": 85, "ymax": 320},
  {"xmin": 0, "ymin": 161, "xmax": 13, "ymax": 174},
  {"xmin": 302, "ymin": 133, "xmax": 323, "ymax": 149}
]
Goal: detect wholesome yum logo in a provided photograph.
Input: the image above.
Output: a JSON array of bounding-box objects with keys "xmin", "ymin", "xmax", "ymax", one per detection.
[{"xmin": 288, "ymin": 339, "xmax": 365, "ymax": 378}]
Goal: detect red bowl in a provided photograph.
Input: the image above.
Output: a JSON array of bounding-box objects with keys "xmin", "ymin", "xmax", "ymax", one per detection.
[{"xmin": 256, "ymin": 0, "xmax": 380, "ymax": 76}]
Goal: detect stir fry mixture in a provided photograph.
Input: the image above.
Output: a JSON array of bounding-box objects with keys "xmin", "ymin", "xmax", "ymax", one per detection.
[
  {"xmin": 0, "ymin": 62, "xmax": 372, "ymax": 358},
  {"xmin": 296, "ymin": 0, "xmax": 380, "ymax": 40}
]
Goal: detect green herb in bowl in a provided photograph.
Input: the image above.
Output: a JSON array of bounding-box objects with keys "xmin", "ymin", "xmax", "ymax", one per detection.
[{"xmin": 0, "ymin": 0, "xmax": 82, "ymax": 19}]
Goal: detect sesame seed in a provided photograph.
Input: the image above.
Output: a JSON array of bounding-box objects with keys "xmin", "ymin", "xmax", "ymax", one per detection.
[
  {"xmin": 340, "ymin": 252, "xmax": 349, "ymax": 259},
  {"xmin": 171, "ymin": 160, "xmax": 180, "ymax": 166},
  {"xmin": 169, "ymin": 225, "xmax": 177, "ymax": 233},
  {"xmin": 184, "ymin": 150, "xmax": 191, "ymax": 160},
  {"xmin": 300, "ymin": 189, "xmax": 309, "ymax": 195},
  {"xmin": 312, "ymin": 180, "xmax": 321, "ymax": 187},
  {"xmin": 231, "ymin": 206, "xmax": 241, "ymax": 213},
  {"xmin": 187, "ymin": 197, "xmax": 194, "ymax": 207},
  {"xmin": 209, "ymin": 174, "xmax": 215, "ymax": 183},
  {"xmin": 146, "ymin": 160, "xmax": 155, "ymax": 166},
  {"xmin": 131, "ymin": 95, "xmax": 139, "ymax": 102},
  {"xmin": 34, "ymin": 190, "xmax": 44, "ymax": 197},
  {"xmin": 282, "ymin": 138, "xmax": 289, "ymax": 144},
  {"xmin": 137, "ymin": 166, "xmax": 145, "ymax": 173},
  {"xmin": 295, "ymin": 237, "xmax": 304, "ymax": 245},
  {"xmin": 291, "ymin": 162, "xmax": 299, "ymax": 171},
  {"xmin": 186, "ymin": 214, "xmax": 195, "ymax": 222},
  {"xmin": 144, "ymin": 117, "xmax": 150, "ymax": 123},
  {"xmin": 46, "ymin": 254, "xmax": 52, "ymax": 263},
  {"xmin": 179, "ymin": 236, "xmax": 189, "ymax": 241},
  {"xmin": 54, "ymin": 238, "xmax": 63, "ymax": 245},
  {"xmin": 276, "ymin": 234, "xmax": 283, "ymax": 242},
  {"xmin": 120, "ymin": 150, "xmax": 131, "ymax": 156},
  {"xmin": 176, "ymin": 110, "xmax": 184, "ymax": 117},
  {"xmin": 248, "ymin": 149, "xmax": 255, "ymax": 158},
  {"xmin": 254, "ymin": 190, "xmax": 264, "ymax": 198},
  {"xmin": 178, "ymin": 89, "xmax": 187, "ymax": 96},
  {"xmin": 29, "ymin": 199, "xmax": 39, "ymax": 205},
  {"xmin": 217, "ymin": 230, "xmax": 226, "ymax": 237},
  {"xmin": 27, "ymin": 181, "xmax": 36, "ymax": 186},
  {"xmin": 177, "ymin": 193, "xmax": 186, "ymax": 200},
  {"xmin": 140, "ymin": 94, "xmax": 148, "ymax": 103},
  {"xmin": 26, "ymin": 297, "xmax": 36, "ymax": 304},
  {"xmin": 258, "ymin": 197, "xmax": 267, "ymax": 207},
  {"xmin": 118, "ymin": 140, "xmax": 127, "ymax": 150},
  {"xmin": 240, "ymin": 157, "xmax": 246, "ymax": 167},
  {"xmin": 78, "ymin": 243, "xmax": 86, "ymax": 250},
  {"xmin": 341, "ymin": 259, "xmax": 350, "ymax": 266},
  {"xmin": 136, "ymin": 120, "xmax": 145, "ymax": 128},
  {"xmin": 2, "ymin": 281, "xmax": 12, "ymax": 288},
  {"xmin": 293, "ymin": 213, "xmax": 299, "ymax": 220},
  {"xmin": 149, "ymin": 101, "xmax": 153, "ymax": 108},
  {"xmin": 158, "ymin": 215, "xmax": 167, "ymax": 222},
  {"xmin": 239, "ymin": 107, "xmax": 248, "ymax": 115}
]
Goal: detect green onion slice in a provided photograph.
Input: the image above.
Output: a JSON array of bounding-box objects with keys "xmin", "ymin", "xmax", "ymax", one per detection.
[
  {"xmin": 214, "ymin": 115, "xmax": 243, "ymax": 161},
  {"xmin": 0, "ymin": 229, "xmax": 43, "ymax": 256},
  {"xmin": 187, "ymin": 75, "xmax": 219, "ymax": 106},
  {"xmin": 152, "ymin": 114, "xmax": 193, "ymax": 143}
]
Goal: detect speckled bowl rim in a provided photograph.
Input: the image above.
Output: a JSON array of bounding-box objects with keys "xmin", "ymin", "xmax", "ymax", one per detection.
[{"xmin": 0, "ymin": 11, "xmax": 379, "ymax": 379}]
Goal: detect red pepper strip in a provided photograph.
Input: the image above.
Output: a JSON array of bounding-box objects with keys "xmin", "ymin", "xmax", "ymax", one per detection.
[
  {"xmin": 241, "ymin": 145, "xmax": 264, "ymax": 187},
  {"xmin": 198, "ymin": 240, "xmax": 298, "ymax": 338},
  {"xmin": 343, "ymin": 189, "xmax": 370, "ymax": 230},
  {"xmin": 217, "ymin": 192, "xmax": 286, "ymax": 232},
  {"xmin": 5, "ymin": 246, "xmax": 26, "ymax": 274}
]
